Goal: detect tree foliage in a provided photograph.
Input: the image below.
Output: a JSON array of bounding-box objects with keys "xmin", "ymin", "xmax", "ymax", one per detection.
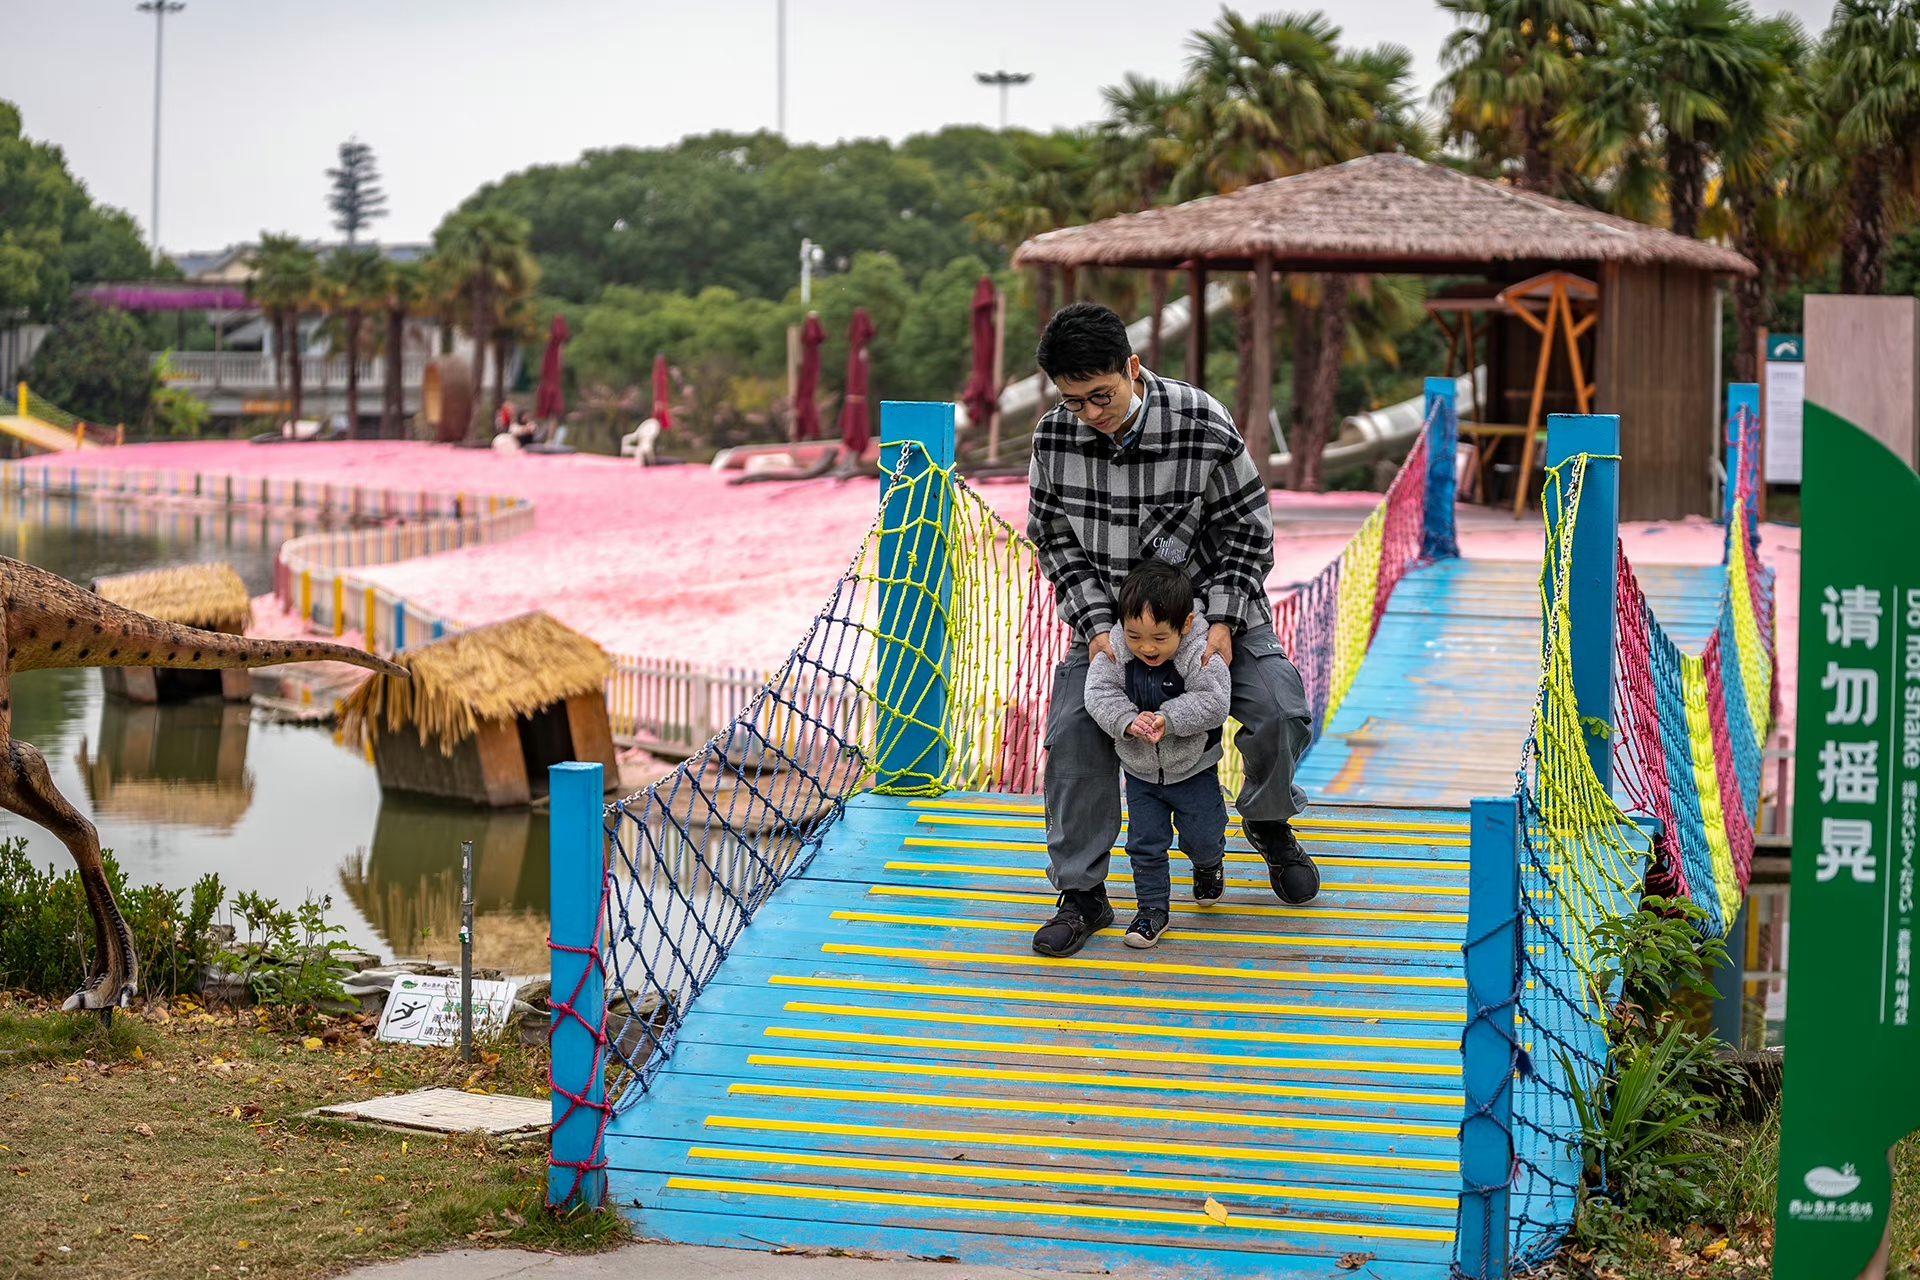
[
  {"xmin": 326, "ymin": 137, "xmax": 389, "ymax": 245},
  {"xmin": 0, "ymin": 100, "xmax": 150, "ymax": 320},
  {"xmin": 21, "ymin": 300, "xmax": 153, "ymax": 427}
]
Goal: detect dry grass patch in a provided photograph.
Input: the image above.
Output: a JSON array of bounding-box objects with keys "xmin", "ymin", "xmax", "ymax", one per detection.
[{"xmin": 0, "ymin": 993, "xmax": 624, "ymax": 1278}]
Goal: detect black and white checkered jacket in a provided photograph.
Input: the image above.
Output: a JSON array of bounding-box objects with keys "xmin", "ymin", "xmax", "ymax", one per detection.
[{"xmin": 1027, "ymin": 368, "xmax": 1274, "ymax": 643}]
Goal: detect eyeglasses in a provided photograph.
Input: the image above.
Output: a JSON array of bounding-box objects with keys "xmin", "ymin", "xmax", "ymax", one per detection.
[{"xmin": 1058, "ymin": 386, "xmax": 1122, "ymax": 415}]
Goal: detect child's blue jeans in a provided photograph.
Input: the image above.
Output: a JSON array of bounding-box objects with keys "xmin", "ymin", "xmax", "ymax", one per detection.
[{"xmin": 1124, "ymin": 766, "xmax": 1228, "ymax": 911}]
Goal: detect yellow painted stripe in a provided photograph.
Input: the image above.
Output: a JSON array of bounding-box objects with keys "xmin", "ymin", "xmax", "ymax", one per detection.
[
  {"xmin": 866, "ymin": 883, "xmax": 1467, "ymax": 925},
  {"xmin": 729, "ymin": 1082, "xmax": 1456, "ymax": 1139},
  {"xmin": 666, "ymin": 1175, "xmax": 1456, "ymax": 1242},
  {"xmin": 779, "ymin": 1000, "xmax": 1456, "ymax": 1052},
  {"xmin": 914, "ymin": 813, "xmax": 1469, "ymax": 846},
  {"xmin": 703, "ymin": 1114, "xmax": 1459, "ymax": 1173},
  {"xmin": 829, "ymin": 910, "xmax": 1453, "ymax": 953},
  {"xmin": 887, "ymin": 855, "xmax": 1469, "ymax": 893},
  {"xmin": 743, "ymin": 1053, "xmax": 1455, "ymax": 1108},
  {"xmin": 907, "ymin": 797, "xmax": 1471, "ymax": 835},
  {"xmin": 900, "ymin": 838, "xmax": 1467, "ymax": 873},
  {"xmin": 685, "ymin": 1145, "xmax": 1458, "ymax": 1210},
  {"xmin": 820, "ymin": 942, "xmax": 1468, "ymax": 990},
  {"xmin": 762, "ymin": 1026, "xmax": 1462, "ymax": 1077},
  {"xmin": 764, "ymin": 973, "xmax": 1465, "ymax": 1024}
]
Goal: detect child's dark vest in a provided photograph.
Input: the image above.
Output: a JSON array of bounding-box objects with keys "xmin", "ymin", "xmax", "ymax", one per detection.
[{"xmin": 1123, "ymin": 656, "xmax": 1223, "ymax": 750}]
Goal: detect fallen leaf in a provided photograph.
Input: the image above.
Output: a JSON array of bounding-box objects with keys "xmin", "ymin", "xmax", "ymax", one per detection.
[
  {"xmin": 236, "ymin": 1239, "xmax": 252, "ymax": 1250},
  {"xmin": 1338, "ymin": 1253, "xmax": 1376, "ymax": 1271},
  {"xmin": 908, "ymin": 1256, "xmax": 961, "ymax": 1264},
  {"xmin": 302, "ymin": 1038, "xmax": 322, "ymax": 1051},
  {"xmin": 502, "ymin": 1207, "xmax": 526, "ymax": 1227},
  {"xmin": 1203, "ymin": 1195, "xmax": 1229, "ymax": 1223},
  {"xmin": 1701, "ymin": 1239, "xmax": 1730, "ymax": 1260},
  {"xmin": 132, "ymin": 1046, "xmax": 144, "ymax": 1060},
  {"xmin": 480, "ymin": 1051, "xmax": 501, "ymax": 1067},
  {"xmin": 131, "ymin": 1124, "xmax": 153, "ymax": 1138},
  {"xmin": 132, "ymin": 1234, "xmax": 151, "ymax": 1242}
]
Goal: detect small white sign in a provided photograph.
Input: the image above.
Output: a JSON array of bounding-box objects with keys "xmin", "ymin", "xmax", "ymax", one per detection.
[
  {"xmin": 376, "ymin": 975, "xmax": 519, "ymax": 1046},
  {"xmin": 1766, "ymin": 359, "xmax": 1806, "ymax": 484}
]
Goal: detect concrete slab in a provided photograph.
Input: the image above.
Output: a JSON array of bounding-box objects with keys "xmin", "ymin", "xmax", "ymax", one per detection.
[
  {"xmin": 331, "ymin": 1241, "xmax": 1069, "ymax": 1280},
  {"xmin": 310, "ymin": 1087, "xmax": 549, "ymax": 1136}
]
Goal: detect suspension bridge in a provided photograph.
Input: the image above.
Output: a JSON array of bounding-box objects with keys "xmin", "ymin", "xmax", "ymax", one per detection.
[{"xmin": 539, "ymin": 380, "xmax": 1774, "ymax": 1278}]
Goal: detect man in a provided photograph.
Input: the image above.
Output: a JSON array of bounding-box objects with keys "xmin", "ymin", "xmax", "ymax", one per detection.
[{"xmin": 1027, "ymin": 302, "xmax": 1317, "ymax": 958}]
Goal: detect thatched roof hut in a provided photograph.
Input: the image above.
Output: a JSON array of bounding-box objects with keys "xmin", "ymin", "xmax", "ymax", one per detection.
[
  {"xmin": 1013, "ymin": 154, "xmax": 1756, "ymax": 520},
  {"xmin": 93, "ymin": 562, "xmax": 253, "ymax": 634},
  {"xmin": 342, "ymin": 612, "xmax": 619, "ymax": 807},
  {"xmin": 91, "ymin": 562, "xmax": 255, "ymax": 703}
]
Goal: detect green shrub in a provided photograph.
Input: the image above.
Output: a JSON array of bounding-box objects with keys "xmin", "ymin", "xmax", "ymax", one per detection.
[
  {"xmin": 214, "ymin": 890, "xmax": 357, "ymax": 1011},
  {"xmin": 0, "ymin": 837, "xmax": 221, "ymax": 999}
]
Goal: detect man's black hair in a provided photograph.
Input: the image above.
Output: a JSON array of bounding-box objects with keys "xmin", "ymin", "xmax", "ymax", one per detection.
[
  {"xmin": 1036, "ymin": 302, "xmax": 1132, "ymax": 383},
  {"xmin": 1118, "ymin": 558, "xmax": 1194, "ymax": 630}
]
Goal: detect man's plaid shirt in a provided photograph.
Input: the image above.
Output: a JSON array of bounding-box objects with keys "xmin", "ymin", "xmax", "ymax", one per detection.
[{"xmin": 1027, "ymin": 368, "xmax": 1274, "ymax": 643}]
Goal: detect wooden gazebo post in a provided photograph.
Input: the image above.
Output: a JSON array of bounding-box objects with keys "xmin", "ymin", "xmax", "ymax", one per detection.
[
  {"xmin": 1249, "ymin": 251, "xmax": 1276, "ymax": 486},
  {"xmin": 1187, "ymin": 260, "xmax": 1209, "ymax": 391}
]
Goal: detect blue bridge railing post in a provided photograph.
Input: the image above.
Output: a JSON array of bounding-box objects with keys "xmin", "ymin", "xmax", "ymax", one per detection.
[
  {"xmin": 1458, "ymin": 793, "xmax": 1522, "ymax": 1279},
  {"xmin": 1423, "ymin": 375, "xmax": 1461, "ymax": 561},
  {"xmin": 874, "ymin": 401, "xmax": 956, "ymax": 791},
  {"xmin": 1725, "ymin": 381, "xmax": 1760, "ymax": 534},
  {"xmin": 547, "ymin": 760, "xmax": 608, "ymax": 1210},
  {"xmin": 1544, "ymin": 413, "xmax": 1622, "ymax": 788}
]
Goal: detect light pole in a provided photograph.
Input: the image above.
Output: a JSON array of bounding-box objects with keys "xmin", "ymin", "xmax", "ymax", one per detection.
[
  {"xmin": 138, "ymin": 1, "xmax": 185, "ymax": 255},
  {"xmin": 974, "ymin": 69, "xmax": 1032, "ymax": 130},
  {"xmin": 799, "ymin": 238, "xmax": 825, "ymax": 306}
]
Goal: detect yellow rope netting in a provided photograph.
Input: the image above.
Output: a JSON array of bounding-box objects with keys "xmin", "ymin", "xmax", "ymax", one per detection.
[{"xmin": 1325, "ymin": 500, "xmax": 1387, "ymax": 729}]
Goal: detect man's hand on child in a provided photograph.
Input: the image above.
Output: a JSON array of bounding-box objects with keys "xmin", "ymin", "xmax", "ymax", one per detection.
[
  {"xmin": 1202, "ymin": 622, "xmax": 1234, "ymax": 667},
  {"xmin": 1089, "ymin": 632, "xmax": 1116, "ymax": 665}
]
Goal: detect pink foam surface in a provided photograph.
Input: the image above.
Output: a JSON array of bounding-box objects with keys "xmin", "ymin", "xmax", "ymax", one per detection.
[{"xmin": 28, "ymin": 440, "xmax": 1801, "ymax": 734}]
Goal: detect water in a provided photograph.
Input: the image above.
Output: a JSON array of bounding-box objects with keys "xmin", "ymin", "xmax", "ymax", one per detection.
[{"xmin": 0, "ymin": 491, "xmax": 553, "ymax": 973}]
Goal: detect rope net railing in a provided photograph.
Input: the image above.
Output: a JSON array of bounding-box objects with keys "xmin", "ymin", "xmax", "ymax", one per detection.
[
  {"xmin": 585, "ymin": 398, "xmax": 1459, "ymax": 1127},
  {"xmin": 1466, "ymin": 405, "xmax": 1778, "ymax": 1273}
]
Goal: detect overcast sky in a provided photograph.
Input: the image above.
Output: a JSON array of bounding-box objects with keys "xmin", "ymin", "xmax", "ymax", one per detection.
[{"xmin": 4, "ymin": 0, "xmax": 1841, "ymax": 256}]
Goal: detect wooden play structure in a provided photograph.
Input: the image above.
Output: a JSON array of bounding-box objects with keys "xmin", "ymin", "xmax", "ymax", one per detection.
[
  {"xmin": 339, "ymin": 611, "xmax": 619, "ymax": 808},
  {"xmin": 90, "ymin": 563, "xmax": 255, "ymax": 703}
]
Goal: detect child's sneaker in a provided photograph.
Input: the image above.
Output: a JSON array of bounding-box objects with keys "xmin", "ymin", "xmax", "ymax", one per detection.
[
  {"xmin": 1124, "ymin": 907, "xmax": 1171, "ymax": 949},
  {"xmin": 1191, "ymin": 863, "xmax": 1225, "ymax": 906}
]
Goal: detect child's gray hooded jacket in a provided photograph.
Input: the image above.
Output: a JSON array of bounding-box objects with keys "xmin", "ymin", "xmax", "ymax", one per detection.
[{"xmin": 1081, "ymin": 612, "xmax": 1232, "ymax": 785}]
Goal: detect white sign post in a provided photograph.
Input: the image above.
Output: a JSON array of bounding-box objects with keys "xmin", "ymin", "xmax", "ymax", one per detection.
[
  {"xmin": 376, "ymin": 974, "xmax": 518, "ymax": 1047},
  {"xmin": 1766, "ymin": 332, "xmax": 1805, "ymax": 485}
]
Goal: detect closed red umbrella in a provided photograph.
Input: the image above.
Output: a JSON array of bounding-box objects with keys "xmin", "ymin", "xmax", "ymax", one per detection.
[
  {"xmin": 839, "ymin": 307, "xmax": 876, "ymax": 457},
  {"xmin": 651, "ymin": 354, "xmax": 673, "ymax": 432},
  {"xmin": 960, "ymin": 277, "xmax": 998, "ymax": 430},
  {"xmin": 535, "ymin": 314, "xmax": 570, "ymax": 421},
  {"xmin": 793, "ymin": 313, "xmax": 826, "ymax": 441}
]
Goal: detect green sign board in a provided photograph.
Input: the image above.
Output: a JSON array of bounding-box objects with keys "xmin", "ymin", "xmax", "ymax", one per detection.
[
  {"xmin": 1776, "ymin": 404, "xmax": 1920, "ymax": 1277},
  {"xmin": 1768, "ymin": 333, "xmax": 1805, "ymax": 363}
]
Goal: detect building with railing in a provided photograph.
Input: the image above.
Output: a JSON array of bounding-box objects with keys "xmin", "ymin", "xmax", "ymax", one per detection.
[{"xmin": 153, "ymin": 350, "xmax": 434, "ymax": 422}]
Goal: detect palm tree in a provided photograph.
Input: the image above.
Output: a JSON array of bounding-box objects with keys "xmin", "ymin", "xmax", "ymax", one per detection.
[
  {"xmin": 433, "ymin": 209, "xmax": 534, "ymax": 433},
  {"xmin": 379, "ymin": 259, "xmax": 425, "ymax": 439},
  {"xmin": 248, "ymin": 233, "xmax": 319, "ymax": 428},
  {"xmin": 321, "ymin": 245, "xmax": 386, "ymax": 438},
  {"xmin": 1811, "ymin": 0, "xmax": 1920, "ymax": 294},
  {"xmin": 1435, "ymin": 0, "xmax": 1614, "ymax": 195}
]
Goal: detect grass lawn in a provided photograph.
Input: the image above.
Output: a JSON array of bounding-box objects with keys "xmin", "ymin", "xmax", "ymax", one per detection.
[{"xmin": 0, "ymin": 993, "xmax": 625, "ymax": 1278}]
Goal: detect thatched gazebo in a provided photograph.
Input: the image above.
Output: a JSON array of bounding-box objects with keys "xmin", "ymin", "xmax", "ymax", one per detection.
[
  {"xmin": 74, "ymin": 699, "xmax": 254, "ymax": 830},
  {"xmin": 1013, "ymin": 153, "xmax": 1755, "ymax": 520},
  {"xmin": 91, "ymin": 563, "xmax": 255, "ymax": 703},
  {"xmin": 341, "ymin": 611, "xmax": 619, "ymax": 808}
]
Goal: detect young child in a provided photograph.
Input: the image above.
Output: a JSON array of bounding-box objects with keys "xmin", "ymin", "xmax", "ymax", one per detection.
[{"xmin": 1081, "ymin": 559, "xmax": 1232, "ymax": 948}]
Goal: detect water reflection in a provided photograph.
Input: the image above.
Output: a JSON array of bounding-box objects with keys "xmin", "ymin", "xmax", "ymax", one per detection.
[
  {"xmin": 75, "ymin": 699, "xmax": 254, "ymax": 830},
  {"xmin": 0, "ymin": 490, "xmax": 569, "ymax": 964}
]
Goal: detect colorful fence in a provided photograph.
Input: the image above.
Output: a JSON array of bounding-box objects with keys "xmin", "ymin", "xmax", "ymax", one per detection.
[
  {"xmin": 545, "ymin": 393, "xmax": 1463, "ymax": 1206},
  {"xmin": 1456, "ymin": 398, "xmax": 1778, "ymax": 1276}
]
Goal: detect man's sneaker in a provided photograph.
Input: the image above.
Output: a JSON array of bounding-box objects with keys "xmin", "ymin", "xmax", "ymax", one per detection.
[
  {"xmin": 1191, "ymin": 863, "xmax": 1226, "ymax": 906},
  {"xmin": 1246, "ymin": 819, "xmax": 1320, "ymax": 905},
  {"xmin": 1124, "ymin": 907, "xmax": 1171, "ymax": 949},
  {"xmin": 1031, "ymin": 886, "xmax": 1115, "ymax": 957}
]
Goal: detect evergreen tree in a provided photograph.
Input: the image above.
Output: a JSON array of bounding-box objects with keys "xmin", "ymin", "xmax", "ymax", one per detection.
[{"xmin": 327, "ymin": 138, "xmax": 389, "ymax": 245}]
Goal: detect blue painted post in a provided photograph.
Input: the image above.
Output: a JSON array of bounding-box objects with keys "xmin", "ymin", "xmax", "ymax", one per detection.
[
  {"xmin": 547, "ymin": 760, "xmax": 607, "ymax": 1209},
  {"xmin": 1457, "ymin": 794, "xmax": 1522, "ymax": 1280},
  {"xmin": 1725, "ymin": 381, "xmax": 1760, "ymax": 536},
  {"xmin": 1544, "ymin": 413, "xmax": 1621, "ymax": 789},
  {"xmin": 874, "ymin": 401, "xmax": 956, "ymax": 791},
  {"xmin": 1422, "ymin": 376, "xmax": 1461, "ymax": 561}
]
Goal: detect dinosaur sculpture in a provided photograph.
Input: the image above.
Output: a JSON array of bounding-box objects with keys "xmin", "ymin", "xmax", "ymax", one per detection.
[{"xmin": 0, "ymin": 557, "xmax": 406, "ymax": 1016}]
